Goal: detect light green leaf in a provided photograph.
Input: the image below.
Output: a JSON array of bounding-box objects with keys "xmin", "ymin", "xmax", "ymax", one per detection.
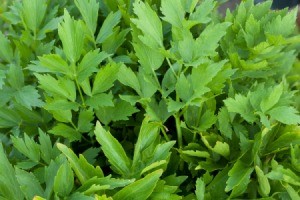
[
  {"xmin": 95, "ymin": 121, "xmax": 131, "ymax": 176},
  {"xmin": 21, "ymin": 0, "xmax": 47, "ymax": 34},
  {"xmin": 176, "ymin": 73, "xmax": 193, "ymax": 102},
  {"xmin": 58, "ymin": 10, "xmax": 85, "ymax": 63},
  {"xmin": 75, "ymin": 0, "xmax": 99, "ymax": 34},
  {"xmin": 39, "ymin": 54, "xmax": 71, "ymax": 76},
  {"xmin": 86, "ymin": 93, "xmax": 114, "ymax": 109},
  {"xmin": 218, "ymin": 107, "xmax": 233, "ymax": 139},
  {"xmin": 44, "ymin": 99, "xmax": 80, "ymax": 111},
  {"xmin": 102, "ymin": 28, "xmax": 130, "ymax": 54},
  {"xmin": 161, "ymin": 0, "xmax": 185, "ymax": 27},
  {"xmin": 96, "ymin": 11, "xmax": 121, "ymax": 43},
  {"xmin": 7, "ymin": 64, "xmax": 24, "ymax": 90},
  {"xmin": 224, "ymin": 94, "xmax": 257, "ymax": 123},
  {"xmin": 113, "ymin": 170, "xmax": 163, "ymax": 200},
  {"xmin": 15, "ymin": 168, "xmax": 44, "ymax": 199},
  {"xmin": 54, "ymin": 162, "xmax": 74, "ymax": 197},
  {"xmin": 195, "ymin": 178, "xmax": 205, "ymax": 200},
  {"xmin": 190, "ymin": 0, "xmax": 215, "ymax": 24},
  {"xmin": 77, "ymin": 50, "xmax": 110, "ymax": 82},
  {"xmin": 38, "ymin": 129, "xmax": 56, "ymax": 164},
  {"xmin": 14, "ymin": 86, "xmax": 44, "ymax": 110},
  {"xmin": 285, "ymin": 184, "xmax": 300, "ymax": 200},
  {"xmin": 92, "ymin": 63, "xmax": 119, "ymax": 95},
  {"xmin": 49, "ymin": 123, "xmax": 81, "ymax": 142},
  {"xmin": 255, "ymin": 166, "xmax": 270, "ymax": 197},
  {"xmin": 0, "ymin": 70, "xmax": 5, "ymax": 90},
  {"xmin": 260, "ymin": 83, "xmax": 283, "ymax": 112},
  {"xmin": 118, "ymin": 65, "xmax": 141, "ymax": 95},
  {"xmin": 268, "ymin": 106, "xmax": 300, "ymax": 125},
  {"xmin": 0, "ymin": 32, "xmax": 14, "ymax": 62},
  {"xmin": 225, "ymin": 160, "xmax": 254, "ymax": 198},
  {"xmin": 0, "ymin": 144, "xmax": 24, "ymax": 200},
  {"xmin": 132, "ymin": 1, "xmax": 163, "ymax": 48},
  {"xmin": 57, "ymin": 143, "xmax": 104, "ymax": 184}
]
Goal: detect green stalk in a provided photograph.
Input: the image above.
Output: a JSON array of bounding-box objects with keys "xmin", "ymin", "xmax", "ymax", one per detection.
[{"xmin": 174, "ymin": 113, "xmax": 183, "ymax": 149}]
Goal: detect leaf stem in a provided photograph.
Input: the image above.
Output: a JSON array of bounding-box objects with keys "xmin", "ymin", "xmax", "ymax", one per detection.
[
  {"xmin": 75, "ymin": 78, "xmax": 86, "ymax": 107},
  {"xmin": 174, "ymin": 113, "xmax": 183, "ymax": 149},
  {"xmin": 161, "ymin": 126, "xmax": 170, "ymax": 142}
]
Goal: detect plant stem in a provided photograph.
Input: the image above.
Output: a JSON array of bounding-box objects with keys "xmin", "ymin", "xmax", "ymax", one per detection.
[
  {"xmin": 75, "ymin": 78, "xmax": 86, "ymax": 107},
  {"xmin": 161, "ymin": 126, "xmax": 170, "ymax": 142}
]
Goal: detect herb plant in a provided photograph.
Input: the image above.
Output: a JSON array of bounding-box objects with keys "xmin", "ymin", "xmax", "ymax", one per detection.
[{"xmin": 0, "ymin": 0, "xmax": 299, "ymax": 199}]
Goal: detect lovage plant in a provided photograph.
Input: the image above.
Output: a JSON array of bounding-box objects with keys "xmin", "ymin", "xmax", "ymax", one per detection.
[{"xmin": 0, "ymin": 0, "xmax": 299, "ymax": 199}]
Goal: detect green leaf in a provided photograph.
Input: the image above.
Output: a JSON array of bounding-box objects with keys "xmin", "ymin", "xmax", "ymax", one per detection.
[
  {"xmin": 21, "ymin": 0, "xmax": 47, "ymax": 34},
  {"xmin": 260, "ymin": 83, "xmax": 283, "ymax": 112},
  {"xmin": 0, "ymin": 144, "xmax": 24, "ymax": 200},
  {"xmin": 75, "ymin": 0, "xmax": 99, "ymax": 34},
  {"xmin": 95, "ymin": 121, "xmax": 132, "ymax": 176},
  {"xmin": 77, "ymin": 109, "xmax": 94, "ymax": 132},
  {"xmin": 224, "ymin": 94, "xmax": 257, "ymax": 123},
  {"xmin": 7, "ymin": 64, "xmax": 24, "ymax": 90},
  {"xmin": 96, "ymin": 100, "xmax": 139, "ymax": 124},
  {"xmin": 0, "ymin": 70, "xmax": 5, "ymax": 90},
  {"xmin": 218, "ymin": 107, "xmax": 233, "ymax": 139},
  {"xmin": 14, "ymin": 86, "xmax": 44, "ymax": 110},
  {"xmin": 86, "ymin": 93, "xmax": 114, "ymax": 109},
  {"xmin": 267, "ymin": 159, "xmax": 300, "ymax": 186},
  {"xmin": 291, "ymin": 145, "xmax": 300, "ymax": 172},
  {"xmin": 57, "ymin": 143, "xmax": 104, "ymax": 184},
  {"xmin": 54, "ymin": 161, "xmax": 74, "ymax": 197},
  {"xmin": 58, "ymin": 10, "xmax": 85, "ymax": 63},
  {"xmin": 15, "ymin": 168, "xmax": 44, "ymax": 199},
  {"xmin": 113, "ymin": 169, "xmax": 163, "ymax": 200},
  {"xmin": 0, "ymin": 31, "xmax": 14, "ymax": 62},
  {"xmin": 161, "ymin": 0, "xmax": 185, "ymax": 27},
  {"xmin": 176, "ymin": 73, "xmax": 193, "ymax": 102},
  {"xmin": 225, "ymin": 160, "xmax": 254, "ymax": 198},
  {"xmin": 132, "ymin": 1, "xmax": 163, "ymax": 48},
  {"xmin": 96, "ymin": 11, "xmax": 121, "ymax": 43},
  {"xmin": 102, "ymin": 28, "xmax": 130, "ymax": 54},
  {"xmin": 268, "ymin": 106, "xmax": 300, "ymax": 125},
  {"xmin": 189, "ymin": 0, "xmax": 215, "ymax": 24},
  {"xmin": 38, "ymin": 129, "xmax": 56, "ymax": 164},
  {"xmin": 195, "ymin": 178, "xmax": 205, "ymax": 200},
  {"xmin": 49, "ymin": 123, "xmax": 81, "ymax": 142},
  {"xmin": 285, "ymin": 184, "xmax": 300, "ymax": 200},
  {"xmin": 36, "ymin": 74, "xmax": 76, "ymax": 101},
  {"xmin": 118, "ymin": 65, "xmax": 141, "ymax": 95},
  {"xmin": 11, "ymin": 134, "xmax": 40, "ymax": 162},
  {"xmin": 77, "ymin": 50, "xmax": 110, "ymax": 82},
  {"xmin": 92, "ymin": 63, "xmax": 119, "ymax": 95},
  {"xmin": 255, "ymin": 166, "xmax": 270, "ymax": 197},
  {"xmin": 38, "ymin": 54, "xmax": 72, "ymax": 76}
]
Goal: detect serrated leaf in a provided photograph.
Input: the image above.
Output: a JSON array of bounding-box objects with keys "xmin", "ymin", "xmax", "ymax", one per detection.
[
  {"xmin": 11, "ymin": 134, "xmax": 40, "ymax": 162},
  {"xmin": 77, "ymin": 49, "xmax": 110, "ymax": 82},
  {"xmin": 75, "ymin": 0, "xmax": 99, "ymax": 34},
  {"xmin": 95, "ymin": 122, "xmax": 131, "ymax": 176},
  {"xmin": 225, "ymin": 160, "xmax": 254, "ymax": 198},
  {"xmin": 218, "ymin": 107, "xmax": 233, "ymax": 139},
  {"xmin": 38, "ymin": 54, "xmax": 72, "ymax": 76},
  {"xmin": 92, "ymin": 63, "xmax": 119, "ymax": 95},
  {"xmin": 0, "ymin": 144, "xmax": 24, "ymax": 200},
  {"xmin": 102, "ymin": 28, "xmax": 130, "ymax": 54},
  {"xmin": 54, "ymin": 162, "xmax": 74, "ymax": 197},
  {"xmin": 268, "ymin": 106, "xmax": 300, "ymax": 125},
  {"xmin": 161, "ymin": 0, "xmax": 185, "ymax": 27},
  {"xmin": 21, "ymin": 0, "xmax": 47, "ymax": 34},
  {"xmin": 86, "ymin": 93, "xmax": 114, "ymax": 109},
  {"xmin": 132, "ymin": 1, "xmax": 163, "ymax": 48},
  {"xmin": 38, "ymin": 129, "xmax": 56, "ymax": 164},
  {"xmin": 176, "ymin": 73, "xmax": 193, "ymax": 102},
  {"xmin": 58, "ymin": 10, "xmax": 85, "ymax": 63},
  {"xmin": 96, "ymin": 11, "xmax": 121, "ymax": 43},
  {"xmin": 118, "ymin": 64, "xmax": 141, "ymax": 95},
  {"xmin": 14, "ymin": 86, "xmax": 44, "ymax": 110},
  {"xmin": 224, "ymin": 94, "xmax": 257, "ymax": 123},
  {"xmin": 0, "ymin": 31, "xmax": 14, "ymax": 62},
  {"xmin": 113, "ymin": 170, "xmax": 163, "ymax": 200},
  {"xmin": 57, "ymin": 143, "xmax": 104, "ymax": 184},
  {"xmin": 7, "ymin": 64, "xmax": 24, "ymax": 90},
  {"xmin": 260, "ymin": 83, "xmax": 283, "ymax": 112},
  {"xmin": 49, "ymin": 123, "xmax": 81, "ymax": 142},
  {"xmin": 15, "ymin": 168, "xmax": 44, "ymax": 199},
  {"xmin": 44, "ymin": 99, "xmax": 80, "ymax": 111},
  {"xmin": 190, "ymin": 0, "xmax": 215, "ymax": 24}
]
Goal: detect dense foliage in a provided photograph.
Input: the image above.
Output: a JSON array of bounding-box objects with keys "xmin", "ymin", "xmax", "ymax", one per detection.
[{"xmin": 0, "ymin": 0, "xmax": 300, "ymax": 199}]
